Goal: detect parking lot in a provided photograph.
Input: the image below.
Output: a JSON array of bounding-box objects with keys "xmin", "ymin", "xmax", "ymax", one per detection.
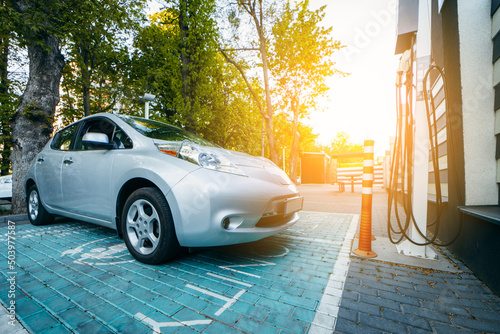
[
  {"xmin": 3, "ymin": 185, "xmax": 500, "ymax": 333},
  {"xmin": 1, "ymin": 210, "xmax": 358, "ymax": 333}
]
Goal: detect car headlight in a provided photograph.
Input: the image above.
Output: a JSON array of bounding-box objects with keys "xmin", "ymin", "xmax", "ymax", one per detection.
[
  {"xmin": 155, "ymin": 142, "xmax": 182, "ymax": 157},
  {"xmin": 156, "ymin": 141, "xmax": 246, "ymax": 177}
]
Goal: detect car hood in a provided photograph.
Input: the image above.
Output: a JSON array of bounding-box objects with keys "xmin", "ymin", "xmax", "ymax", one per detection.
[
  {"xmin": 218, "ymin": 149, "xmax": 294, "ymax": 186},
  {"xmin": 219, "ymin": 149, "xmax": 274, "ymax": 168},
  {"xmin": 153, "ymin": 139, "xmax": 294, "ymax": 186}
]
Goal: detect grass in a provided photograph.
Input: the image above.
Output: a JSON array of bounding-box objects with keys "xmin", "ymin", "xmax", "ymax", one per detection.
[{"xmin": 0, "ymin": 203, "xmax": 12, "ymax": 216}]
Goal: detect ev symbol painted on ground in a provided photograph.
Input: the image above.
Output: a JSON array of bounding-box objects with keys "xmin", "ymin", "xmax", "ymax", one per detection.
[{"xmin": 61, "ymin": 236, "xmax": 134, "ymax": 266}]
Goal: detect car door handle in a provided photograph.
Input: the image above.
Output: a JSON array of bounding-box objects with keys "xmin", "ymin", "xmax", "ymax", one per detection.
[
  {"xmin": 37, "ymin": 157, "xmax": 44, "ymax": 163},
  {"xmin": 63, "ymin": 159, "xmax": 73, "ymax": 165}
]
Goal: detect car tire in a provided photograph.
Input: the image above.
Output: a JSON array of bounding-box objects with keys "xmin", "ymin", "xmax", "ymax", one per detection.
[
  {"xmin": 27, "ymin": 185, "xmax": 54, "ymax": 226},
  {"xmin": 122, "ymin": 187, "xmax": 180, "ymax": 264}
]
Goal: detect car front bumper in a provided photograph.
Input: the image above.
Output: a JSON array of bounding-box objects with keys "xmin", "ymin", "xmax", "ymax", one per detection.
[{"xmin": 166, "ymin": 167, "xmax": 302, "ymax": 248}]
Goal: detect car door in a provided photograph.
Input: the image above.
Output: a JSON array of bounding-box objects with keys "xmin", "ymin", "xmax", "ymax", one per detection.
[
  {"xmin": 60, "ymin": 117, "xmax": 128, "ymax": 221},
  {"xmin": 35, "ymin": 122, "xmax": 79, "ymax": 210}
]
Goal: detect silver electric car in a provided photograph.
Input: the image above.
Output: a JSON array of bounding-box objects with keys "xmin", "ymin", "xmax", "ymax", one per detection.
[{"xmin": 25, "ymin": 113, "xmax": 303, "ymax": 264}]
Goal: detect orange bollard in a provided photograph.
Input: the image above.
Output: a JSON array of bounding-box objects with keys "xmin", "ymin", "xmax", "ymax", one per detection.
[{"xmin": 353, "ymin": 139, "xmax": 377, "ymax": 258}]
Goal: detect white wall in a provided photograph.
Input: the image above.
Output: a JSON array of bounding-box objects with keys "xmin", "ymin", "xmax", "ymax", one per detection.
[{"xmin": 457, "ymin": 0, "xmax": 498, "ymax": 205}]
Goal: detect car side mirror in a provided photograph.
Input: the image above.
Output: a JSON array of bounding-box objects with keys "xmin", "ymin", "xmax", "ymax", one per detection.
[{"xmin": 82, "ymin": 132, "xmax": 115, "ymax": 150}]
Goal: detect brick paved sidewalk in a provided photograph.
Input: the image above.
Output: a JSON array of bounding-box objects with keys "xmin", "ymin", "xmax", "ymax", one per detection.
[
  {"xmin": 1, "ymin": 185, "xmax": 499, "ymax": 333},
  {"xmin": 337, "ymin": 257, "xmax": 500, "ymax": 333},
  {"xmin": 0, "ymin": 212, "xmax": 358, "ymax": 333},
  {"xmin": 300, "ymin": 184, "xmax": 500, "ymax": 333}
]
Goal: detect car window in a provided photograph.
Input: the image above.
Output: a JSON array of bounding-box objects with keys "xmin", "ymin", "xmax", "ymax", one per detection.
[
  {"xmin": 118, "ymin": 115, "xmax": 218, "ymax": 148},
  {"xmin": 113, "ymin": 127, "xmax": 133, "ymax": 149},
  {"xmin": 51, "ymin": 123, "xmax": 79, "ymax": 151},
  {"xmin": 75, "ymin": 118, "xmax": 132, "ymax": 150}
]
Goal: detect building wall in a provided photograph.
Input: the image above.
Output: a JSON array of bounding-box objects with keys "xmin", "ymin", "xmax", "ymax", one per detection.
[
  {"xmin": 457, "ymin": 0, "xmax": 498, "ymax": 205},
  {"xmin": 492, "ymin": 2, "xmax": 500, "ymax": 189},
  {"xmin": 432, "ymin": 0, "xmax": 500, "ymax": 296}
]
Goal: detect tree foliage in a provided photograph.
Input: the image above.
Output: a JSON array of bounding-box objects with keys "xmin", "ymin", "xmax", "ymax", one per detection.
[
  {"xmin": 271, "ymin": 0, "xmax": 346, "ymax": 181},
  {"xmin": 59, "ymin": 0, "xmax": 146, "ymax": 123},
  {"xmin": 5, "ymin": 0, "xmax": 349, "ymax": 211},
  {"xmin": 273, "ymin": 112, "xmax": 320, "ymax": 173},
  {"xmin": 6, "ymin": 0, "xmax": 146, "ymax": 212},
  {"xmin": 323, "ymin": 132, "xmax": 363, "ymax": 165},
  {"xmin": 218, "ymin": 0, "xmax": 281, "ymax": 163},
  {"xmin": 134, "ymin": 1, "xmax": 220, "ymax": 131},
  {"xmin": 132, "ymin": 0, "xmax": 262, "ymax": 152}
]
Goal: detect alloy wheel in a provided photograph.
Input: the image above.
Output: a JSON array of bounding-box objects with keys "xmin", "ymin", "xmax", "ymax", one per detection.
[
  {"xmin": 125, "ymin": 199, "xmax": 161, "ymax": 256},
  {"xmin": 28, "ymin": 190, "xmax": 39, "ymax": 222}
]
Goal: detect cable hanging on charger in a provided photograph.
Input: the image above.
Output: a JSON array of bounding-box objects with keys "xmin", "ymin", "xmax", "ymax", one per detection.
[{"xmin": 387, "ymin": 50, "xmax": 463, "ymax": 247}]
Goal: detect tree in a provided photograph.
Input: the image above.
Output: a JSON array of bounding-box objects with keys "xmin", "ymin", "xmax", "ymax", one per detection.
[
  {"xmin": 59, "ymin": 0, "xmax": 146, "ymax": 121},
  {"xmin": 134, "ymin": 1, "xmax": 222, "ymax": 133},
  {"xmin": 219, "ymin": 0, "xmax": 280, "ymax": 163},
  {"xmin": 273, "ymin": 112, "xmax": 321, "ymax": 174},
  {"xmin": 271, "ymin": 0, "xmax": 346, "ymax": 182},
  {"xmin": 7, "ymin": 0, "xmax": 147, "ymax": 213},
  {"xmin": 7, "ymin": 0, "xmax": 66, "ymax": 213},
  {"xmin": 324, "ymin": 132, "xmax": 363, "ymax": 165},
  {"xmin": 132, "ymin": 12, "xmax": 179, "ymax": 119},
  {"xmin": 0, "ymin": 0, "xmax": 14, "ymax": 176},
  {"xmin": 200, "ymin": 59, "xmax": 263, "ymax": 153},
  {"xmin": 132, "ymin": 1, "xmax": 263, "ymax": 153}
]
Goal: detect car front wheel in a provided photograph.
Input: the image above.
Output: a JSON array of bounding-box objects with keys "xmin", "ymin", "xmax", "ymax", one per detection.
[
  {"xmin": 27, "ymin": 185, "xmax": 54, "ymax": 226},
  {"xmin": 122, "ymin": 187, "xmax": 180, "ymax": 264}
]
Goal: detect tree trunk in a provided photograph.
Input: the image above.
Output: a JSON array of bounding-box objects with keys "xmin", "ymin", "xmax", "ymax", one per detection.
[
  {"xmin": 10, "ymin": 35, "xmax": 64, "ymax": 213},
  {"xmin": 289, "ymin": 96, "xmax": 300, "ymax": 183},
  {"xmin": 179, "ymin": 0, "xmax": 194, "ymax": 132},
  {"xmin": 80, "ymin": 45, "xmax": 92, "ymax": 116},
  {"xmin": 82, "ymin": 79, "xmax": 91, "ymax": 116},
  {"xmin": 237, "ymin": 0, "xmax": 278, "ymax": 163},
  {"xmin": 0, "ymin": 34, "xmax": 12, "ymax": 175},
  {"xmin": 259, "ymin": 39, "xmax": 279, "ymax": 164},
  {"xmin": 254, "ymin": 1, "xmax": 278, "ymax": 164}
]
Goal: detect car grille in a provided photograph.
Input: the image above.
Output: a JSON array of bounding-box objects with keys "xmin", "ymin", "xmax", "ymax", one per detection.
[{"xmin": 255, "ymin": 213, "xmax": 295, "ymax": 228}]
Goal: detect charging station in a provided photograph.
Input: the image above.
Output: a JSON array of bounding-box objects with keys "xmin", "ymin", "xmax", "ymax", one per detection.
[
  {"xmin": 389, "ymin": 0, "xmax": 453, "ymax": 258},
  {"xmin": 387, "ymin": 0, "xmax": 500, "ymax": 295}
]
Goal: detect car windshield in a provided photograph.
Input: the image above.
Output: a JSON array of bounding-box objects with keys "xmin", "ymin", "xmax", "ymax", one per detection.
[{"xmin": 119, "ymin": 115, "xmax": 218, "ymax": 147}]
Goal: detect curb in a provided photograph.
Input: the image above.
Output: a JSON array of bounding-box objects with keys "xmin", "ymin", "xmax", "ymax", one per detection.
[{"xmin": 0, "ymin": 214, "xmax": 28, "ymax": 224}]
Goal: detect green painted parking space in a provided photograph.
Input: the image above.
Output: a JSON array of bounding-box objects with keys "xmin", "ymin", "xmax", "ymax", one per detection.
[{"xmin": 1, "ymin": 212, "xmax": 358, "ymax": 333}]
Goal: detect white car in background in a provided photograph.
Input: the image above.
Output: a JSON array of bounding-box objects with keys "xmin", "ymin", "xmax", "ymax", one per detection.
[{"xmin": 0, "ymin": 175, "xmax": 12, "ymax": 200}]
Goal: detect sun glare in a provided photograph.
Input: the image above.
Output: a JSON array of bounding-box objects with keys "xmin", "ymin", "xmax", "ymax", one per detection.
[{"xmin": 307, "ymin": 0, "xmax": 400, "ymax": 157}]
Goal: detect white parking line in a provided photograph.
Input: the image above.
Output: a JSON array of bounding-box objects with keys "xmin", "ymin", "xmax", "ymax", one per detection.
[
  {"xmin": 185, "ymin": 283, "xmax": 247, "ymax": 316},
  {"xmin": 308, "ymin": 214, "xmax": 360, "ymax": 334},
  {"xmin": 185, "ymin": 284, "xmax": 232, "ymax": 303},
  {"xmin": 206, "ymin": 273, "xmax": 252, "ymax": 287},
  {"xmin": 215, "ymin": 289, "xmax": 246, "ymax": 316},
  {"xmin": 135, "ymin": 312, "xmax": 212, "ymax": 331},
  {"xmin": 219, "ymin": 258, "xmax": 276, "ymax": 278}
]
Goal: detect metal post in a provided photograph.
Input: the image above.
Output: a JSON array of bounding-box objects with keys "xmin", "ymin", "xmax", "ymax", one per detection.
[
  {"xmin": 282, "ymin": 147, "xmax": 286, "ymax": 171},
  {"xmin": 353, "ymin": 139, "xmax": 377, "ymax": 258},
  {"xmin": 262, "ymin": 119, "xmax": 265, "ymax": 156},
  {"xmin": 145, "ymin": 101, "xmax": 150, "ymax": 119},
  {"xmin": 141, "ymin": 93, "xmax": 156, "ymax": 120}
]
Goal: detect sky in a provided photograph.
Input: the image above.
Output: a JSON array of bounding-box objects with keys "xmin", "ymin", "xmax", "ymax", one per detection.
[
  {"xmin": 307, "ymin": 0, "xmax": 400, "ymax": 156},
  {"xmin": 147, "ymin": 0, "xmax": 401, "ymax": 156}
]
